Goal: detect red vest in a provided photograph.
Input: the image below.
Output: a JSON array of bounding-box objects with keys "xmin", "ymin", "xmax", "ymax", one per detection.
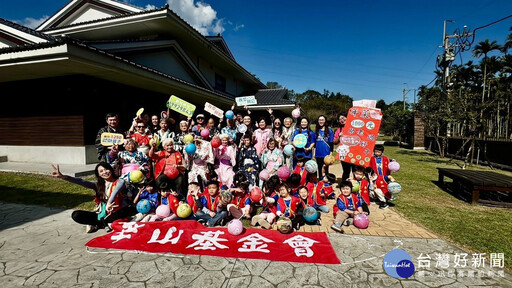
[
  {"xmin": 293, "ymin": 166, "xmax": 308, "ymax": 186},
  {"xmin": 277, "ymin": 196, "xmax": 301, "ymax": 217},
  {"xmin": 231, "ymin": 193, "xmax": 250, "ymax": 208},
  {"xmin": 95, "ymin": 179, "xmax": 123, "ymax": 214},
  {"xmin": 167, "ymin": 194, "xmax": 180, "ymax": 215},
  {"xmin": 350, "ymin": 178, "xmax": 371, "ymax": 205},
  {"xmin": 333, "ymin": 193, "xmax": 359, "ymax": 217},
  {"xmin": 370, "ymin": 156, "xmax": 390, "ymax": 176},
  {"xmin": 203, "ymin": 193, "xmax": 220, "ymax": 211},
  {"xmin": 153, "ymin": 151, "xmax": 183, "ymax": 177},
  {"xmin": 307, "ymin": 181, "xmax": 329, "ymax": 206},
  {"xmin": 186, "ymin": 195, "xmax": 200, "ymax": 213}
]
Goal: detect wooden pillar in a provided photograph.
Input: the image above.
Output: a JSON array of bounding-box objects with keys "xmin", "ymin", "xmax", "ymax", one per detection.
[{"xmin": 413, "ymin": 113, "xmax": 425, "ymax": 149}]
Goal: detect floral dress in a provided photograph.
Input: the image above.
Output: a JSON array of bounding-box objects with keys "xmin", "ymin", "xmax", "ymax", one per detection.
[
  {"xmin": 237, "ymin": 145, "xmax": 260, "ymax": 188},
  {"xmin": 214, "ymin": 144, "xmax": 236, "ymax": 188},
  {"xmin": 261, "ymin": 148, "xmax": 284, "ymax": 176},
  {"xmin": 185, "ymin": 141, "xmax": 214, "ymax": 186}
]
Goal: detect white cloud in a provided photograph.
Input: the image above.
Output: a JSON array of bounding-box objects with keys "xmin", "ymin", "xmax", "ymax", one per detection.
[
  {"xmin": 234, "ymin": 24, "xmax": 245, "ymax": 31},
  {"xmin": 145, "ymin": 4, "xmax": 157, "ymax": 10},
  {"xmin": 18, "ymin": 16, "xmax": 49, "ymax": 29},
  {"xmin": 167, "ymin": 0, "xmax": 224, "ymax": 35}
]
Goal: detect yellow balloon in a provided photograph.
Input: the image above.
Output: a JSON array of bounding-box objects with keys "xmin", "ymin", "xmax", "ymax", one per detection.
[{"xmin": 183, "ymin": 134, "xmax": 194, "ymax": 143}]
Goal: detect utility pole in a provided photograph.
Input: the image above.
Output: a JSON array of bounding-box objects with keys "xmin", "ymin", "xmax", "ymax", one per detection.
[{"xmin": 403, "ymin": 83, "xmax": 406, "ymax": 111}]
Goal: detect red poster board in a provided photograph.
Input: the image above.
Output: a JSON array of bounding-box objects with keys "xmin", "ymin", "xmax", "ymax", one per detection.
[{"xmin": 337, "ymin": 106, "xmax": 382, "ymax": 167}]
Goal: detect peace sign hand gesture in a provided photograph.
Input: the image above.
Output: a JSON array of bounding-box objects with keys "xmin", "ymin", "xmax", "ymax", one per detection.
[{"xmin": 51, "ymin": 164, "xmax": 65, "ymax": 179}]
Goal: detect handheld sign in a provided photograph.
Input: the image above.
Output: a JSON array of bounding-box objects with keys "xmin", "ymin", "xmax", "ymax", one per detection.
[
  {"xmin": 237, "ymin": 123, "xmax": 247, "ymax": 133},
  {"xmin": 204, "ymin": 102, "xmax": 224, "ymax": 118},
  {"xmin": 100, "ymin": 132, "xmax": 124, "ymax": 146},
  {"xmin": 136, "ymin": 108, "xmax": 144, "ymax": 119},
  {"xmin": 235, "ymin": 96, "xmax": 257, "ymax": 106},
  {"xmin": 161, "ymin": 111, "xmax": 168, "ymax": 119},
  {"xmin": 293, "ymin": 134, "xmax": 307, "ymax": 148},
  {"xmin": 338, "ymin": 104, "xmax": 382, "ymax": 167},
  {"xmin": 167, "ymin": 95, "xmax": 196, "ymax": 117}
]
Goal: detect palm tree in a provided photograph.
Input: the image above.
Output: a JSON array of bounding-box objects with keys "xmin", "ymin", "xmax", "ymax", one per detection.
[{"xmin": 472, "ymin": 39, "xmax": 502, "ymax": 134}]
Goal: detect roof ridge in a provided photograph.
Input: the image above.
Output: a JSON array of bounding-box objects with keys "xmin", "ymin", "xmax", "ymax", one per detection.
[{"xmin": 0, "ymin": 17, "xmax": 57, "ymax": 41}]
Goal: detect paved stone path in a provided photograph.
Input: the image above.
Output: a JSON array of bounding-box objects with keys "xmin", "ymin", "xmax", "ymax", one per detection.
[{"xmin": 1, "ymin": 202, "xmax": 511, "ymax": 287}]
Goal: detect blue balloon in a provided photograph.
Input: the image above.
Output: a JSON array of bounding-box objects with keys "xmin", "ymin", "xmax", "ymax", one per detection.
[
  {"xmin": 136, "ymin": 199, "xmax": 151, "ymax": 214},
  {"xmin": 225, "ymin": 110, "xmax": 234, "ymax": 119},
  {"xmin": 185, "ymin": 143, "xmax": 197, "ymax": 154},
  {"xmin": 303, "ymin": 206, "xmax": 319, "ymax": 222},
  {"xmin": 283, "ymin": 144, "xmax": 295, "ymax": 156}
]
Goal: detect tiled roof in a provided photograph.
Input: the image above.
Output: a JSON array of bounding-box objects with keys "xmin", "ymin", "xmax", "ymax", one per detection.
[
  {"xmin": 253, "ymin": 88, "xmax": 295, "ymax": 105},
  {"xmin": 0, "ymin": 18, "xmax": 57, "ymax": 42},
  {"xmin": 0, "ymin": 37, "xmax": 234, "ymax": 102}
]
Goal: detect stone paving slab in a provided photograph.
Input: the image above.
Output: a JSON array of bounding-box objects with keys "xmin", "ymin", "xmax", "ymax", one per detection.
[{"xmin": 1, "ymin": 202, "xmax": 511, "ymax": 288}]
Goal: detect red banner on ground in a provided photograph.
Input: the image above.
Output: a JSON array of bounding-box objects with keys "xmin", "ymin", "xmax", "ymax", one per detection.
[{"xmin": 85, "ymin": 220, "xmax": 341, "ymax": 265}]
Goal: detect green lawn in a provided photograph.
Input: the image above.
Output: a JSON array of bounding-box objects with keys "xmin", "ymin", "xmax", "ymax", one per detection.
[
  {"xmin": 383, "ymin": 146, "xmax": 512, "ymax": 270},
  {"xmin": 0, "ymin": 147, "xmax": 511, "ymax": 269}
]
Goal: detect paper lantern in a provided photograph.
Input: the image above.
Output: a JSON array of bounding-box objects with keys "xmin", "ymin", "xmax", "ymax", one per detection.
[
  {"xmin": 164, "ymin": 167, "xmax": 180, "ymax": 179},
  {"xmin": 121, "ymin": 163, "xmax": 140, "ymax": 175},
  {"xmin": 293, "ymin": 134, "xmax": 307, "ymax": 148},
  {"xmin": 324, "ymin": 155, "xmax": 335, "ymax": 165},
  {"xmin": 277, "ymin": 217, "xmax": 293, "ymax": 234},
  {"xmin": 387, "ymin": 182, "xmax": 402, "ymax": 195}
]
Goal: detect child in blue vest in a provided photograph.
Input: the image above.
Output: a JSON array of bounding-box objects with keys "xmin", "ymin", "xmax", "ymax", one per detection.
[
  {"xmin": 331, "ymin": 180, "xmax": 365, "ymax": 233},
  {"xmin": 195, "ymin": 181, "xmax": 227, "ymax": 227}
]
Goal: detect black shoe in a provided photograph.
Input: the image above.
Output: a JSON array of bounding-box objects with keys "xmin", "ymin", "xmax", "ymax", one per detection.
[
  {"xmin": 104, "ymin": 225, "xmax": 113, "ymax": 233},
  {"xmin": 316, "ymin": 219, "xmax": 322, "ymax": 226},
  {"xmin": 386, "ymin": 201, "xmax": 395, "ymax": 207},
  {"xmin": 379, "ymin": 203, "xmax": 389, "ymax": 210}
]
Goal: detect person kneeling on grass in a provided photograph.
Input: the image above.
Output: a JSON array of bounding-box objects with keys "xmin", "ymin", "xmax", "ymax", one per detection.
[{"xmin": 331, "ymin": 180, "xmax": 367, "ymax": 233}]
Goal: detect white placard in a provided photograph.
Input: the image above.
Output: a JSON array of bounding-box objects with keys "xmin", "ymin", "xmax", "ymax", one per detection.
[
  {"xmin": 235, "ymin": 96, "xmax": 257, "ymax": 106},
  {"xmin": 352, "ymin": 99, "xmax": 377, "ymax": 109},
  {"xmin": 204, "ymin": 102, "xmax": 224, "ymax": 118}
]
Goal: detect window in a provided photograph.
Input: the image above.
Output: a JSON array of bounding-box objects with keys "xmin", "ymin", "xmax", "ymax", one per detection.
[{"xmin": 215, "ymin": 73, "xmax": 226, "ymax": 92}]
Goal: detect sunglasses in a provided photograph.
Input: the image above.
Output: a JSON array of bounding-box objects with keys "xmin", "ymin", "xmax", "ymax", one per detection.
[
  {"xmin": 274, "ymin": 122, "xmax": 281, "ymax": 124},
  {"xmin": 137, "ymin": 126, "xmax": 145, "ymax": 128}
]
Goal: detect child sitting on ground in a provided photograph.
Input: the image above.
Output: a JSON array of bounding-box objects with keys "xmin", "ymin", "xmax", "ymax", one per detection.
[
  {"xmin": 295, "ymin": 185, "xmax": 321, "ymax": 226},
  {"xmin": 365, "ymin": 167, "xmax": 395, "ymax": 209},
  {"xmin": 306, "ymin": 172, "xmax": 336, "ymax": 214},
  {"xmin": 348, "ymin": 165, "xmax": 374, "ymax": 212},
  {"xmin": 331, "ymin": 180, "xmax": 366, "ymax": 233},
  {"xmin": 276, "ymin": 182, "xmax": 303, "ymax": 231},
  {"xmin": 195, "ymin": 181, "xmax": 227, "ymax": 227},
  {"xmin": 186, "ymin": 182, "xmax": 202, "ymax": 218},
  {"xmin": 250, "ymin": 177, "xmax": 280, "ymax": 229},
  {"xmin": 131, "ymin": 179, "xmax": 158, "ymax": 222},
  {"xmin": 292, "ymin": 155, "xmax": 308, "ymax": 186},
  {"xmin": 227, "ymin": 173, "xmax": 251, "ymax": 220}
]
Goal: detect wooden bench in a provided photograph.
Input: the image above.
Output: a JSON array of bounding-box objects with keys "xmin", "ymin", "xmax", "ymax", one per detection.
[{"xmin": 437, "ymin": 168, "xmax": 512, "ymax": 208}]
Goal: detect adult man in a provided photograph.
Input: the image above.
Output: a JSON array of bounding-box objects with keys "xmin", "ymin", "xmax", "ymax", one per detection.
[{"xmin": 95, "ymin": 113, "xmax": 122, "ymax": 162}]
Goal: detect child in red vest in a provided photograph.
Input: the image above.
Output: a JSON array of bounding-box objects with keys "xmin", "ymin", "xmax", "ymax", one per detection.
[
  {"xmin": 331, "ymin": 180, "xmax": 366, "ymax": 233},
  {"xmin": 369, "ymin": 145, "xmax": 396, "ymax": 200},
  {"xmin": 295, "ymin": 185, "xmax": 321, "ymax": 226},
  {"xmin": 250, "ymin": 176, "xmax": 280, "ymax": 229},
  {"xmin": 195, "ymin": 181, "xmax": 227, "ymax": 227},
  {"xmin": 276, "ymin": 182, "xmax": 303, "ymax": 231},
  {"xmin": 292, "ymin": 155, "xmax": 308, "ymax": 186},
  {"xmin": 348, "ymin": 165, "xmax": 373, "ymax": 213},
  {"xmin": 186, "ymin": 182, "xmax": 203, "ymax": 217},
  {"xmin": 227, "ymin": 173, "xmax": 251, "ymax": 220}
]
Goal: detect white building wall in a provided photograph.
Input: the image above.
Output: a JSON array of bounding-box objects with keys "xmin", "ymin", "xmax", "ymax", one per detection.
[{"xmin": 0, "ymin": 145, "xmax": 98, "ymax": 165}]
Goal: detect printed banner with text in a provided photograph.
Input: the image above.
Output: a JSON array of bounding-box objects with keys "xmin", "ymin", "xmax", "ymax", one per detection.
[{"xmin": 86, "ymin": 220, "xmax": 341, "ymax": 264}]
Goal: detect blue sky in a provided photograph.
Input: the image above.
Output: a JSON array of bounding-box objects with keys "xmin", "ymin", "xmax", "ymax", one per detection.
[{"xmin": 3, "ymin": 0, "xmax": 512, "ymax": 104}]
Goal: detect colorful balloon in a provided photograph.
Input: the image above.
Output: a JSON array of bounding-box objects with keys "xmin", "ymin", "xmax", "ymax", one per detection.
[
  {"xmin": 227, "ymin": 219, "xmax": 244, "ymax": 235},
  {"xmin": 211, "ymin": 137, "xmax": 221, "ymax": 148},
  {"xmin": 259, "ymin": 169, "xmax": 270, "ymax": 181},
  {"xmin": 136, "ymin": 199, "xmax": 151, "ymax": 214},
  {"xmin": 292, "ymin": 108, "xmax": 301, "ymax": 119},
  {"xmin": 305, "ymin": 160, "xmax": 318, "ymax": 173},
  {"xmin": 293, "ymin": 134, "xmax": 307, "ymax": 148},
  {"xmin": 121, "ymin": 163, "xmax": 140, "ymax": 175},
  {"xmin": 277, "ymin": 166, "xmax": 291, "ymax": 181},
  {"xmin": 200, "ymin": 129, "xmax": 210, "ymax": 138},
  {"xmin": 183, "ymin": 134, "xmax": 194, "ymax": 143},
  {"xmin": 225, "ymin": 110, "xmax": 234, "ymax": 119},
  {"xmin": 303, "ymin": 206, "xmax": 319, "ymax": 222},
  {"xmin": 155, "ymin": 204, "xmax": 170, "ymax": 218},
  {"xmin": 250, "ymin": 186, "xmax": 263, "ymax": 202},
  {"xmin": 177, "ymin": 203, "xmax": 192, "ymax": 218},
  {"xmin": 387, "ymin": 182, "xmax": 402, "ymax": 195},
  {"xmin": 185, "ymin": 143, "xmax": 197, "ymax": 154},
  {"xmin": 283, "ymin": 144, "xmax": 295, "ymax": 156},
  {"xmin": 389, "ymin": 161, "xmax": 400, "ymax": 173},
  {"xmin": 324, "ymin": 155, "xmax": 335, "ymax": 165},
  {"xmin": 164, "ymin": 167, "xmax": 180, "ymax": 179},
  {"xmin": 353, "ymin": 213, "xmax": 369, "ymax": 229},
  {"xmin": 129, "ymin": 170, "xmax": 144, "ymax": 183},
  {"xmin": 277, "ymin": 217, "xmax": 293, "ymax": 234}
]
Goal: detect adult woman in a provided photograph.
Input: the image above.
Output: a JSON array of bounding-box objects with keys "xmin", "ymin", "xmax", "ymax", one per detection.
[
  {"xmin": 281, "ymin": 116, "xmax": 295, "ymax": 169},
  {"xmin": 155, "ymin": 118, "xmax": 174, "ymax": 150},
  {"xmin": 51, "ymin": 162, "xmax": 136, "ymax": 233},
  {"xmin": 261, "ymin": 138, "xmax": 284, "ymax": 177},
  {"xmin": 213, "ymin": 134, "xmax": 236, "ymax": 188},
  {"xmin": 291, "ymin": 117, "xmax": 316, "ymax": 167},
  {"xmin": 221, "ymin": 118, "xmax": 238, "ymax": 144},
  {"xmin": 149, "ymin": 138, "xmax": 186, "ymax": 200},
  {"xmin": 253, "ymin": 116, "xmax": 272, "ymax": 157},
  {"xmin": 107, "ymin": 138, "xmax": 149, "ymax": 179},
  {"xmin": 333, "ymin": 113, "xmax": 353, "ymax": 181},
  {"xmin": 270, "ymin": 117, "xmax": 284, "ymax": 148},
  {"xmin": 314, "ymin": 115, "xmax": 334, "ymax": 179},
  {"xmin": 172, "ymin": 120, "xmax": 190, "ymax": 154}
]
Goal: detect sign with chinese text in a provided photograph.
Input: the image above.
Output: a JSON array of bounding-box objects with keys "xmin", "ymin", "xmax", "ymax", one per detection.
[
  {"xmin": 100, "ymin": 133, "xmax": 124, "ymax": 146},
  {"xmin": 235, "ymin": 96, "xmax": 257, "ymax": 106},
  {"xmin": 167, "ymin": 95, "xmax": 196, "ymax": 117},
  {"xmin": 86, "ymin": 220, "xmax": 340, "ymax": 264},
  {"xmin": 337, "ymin": 105, "xmax": 382, "ymax": 167},
  {"xmin": 204, "ymin": 102, "xmax": 224, "ymax": 118}
]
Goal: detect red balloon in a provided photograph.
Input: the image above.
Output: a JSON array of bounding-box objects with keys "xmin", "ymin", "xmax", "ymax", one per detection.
[
  {"xmin": 250, "ymin": 187, "xmax": 263, "ymax": 202},
  {"xmin": 164, "ymin": 167, "xmax": 180, "ymax": 179},
  {"xmin": 211, "ymin": 137, "xmax": 221, "ymax": 148}
]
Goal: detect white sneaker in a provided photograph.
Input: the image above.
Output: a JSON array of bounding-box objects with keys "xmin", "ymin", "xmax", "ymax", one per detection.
[{"xmin": 85, "ymin": 225, "xmax": 98, "ymax": 233}]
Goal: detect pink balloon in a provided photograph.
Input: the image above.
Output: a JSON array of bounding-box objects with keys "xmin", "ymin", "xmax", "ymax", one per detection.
[
  {"xmin": 227, "ymin": 219, "xmax": 244, "ymax": 235},
  {"xmin": 277, "ymin": 166, "xmax": 291, "ymax": 180},
  {"xmin": 389, "ymin": 161, "xmax": 400, "ymax": 173},
  {"xmin": 201, "ymin": 129, "xmax": 210, "ymax": 138},
  {"xmin": 259, "ymin": 169, "xmax": 270, "ymax": 181},
  {"xmin": 292, "ymin": 108, "xmax": 301, "ymax": 118},
  {"xmin": 354, "ymin": 214, "xmax": 369, "ymax": 229},
  {"xmin": 155, "ymin": 205, "xmax": 170, "ymax": 218}
]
